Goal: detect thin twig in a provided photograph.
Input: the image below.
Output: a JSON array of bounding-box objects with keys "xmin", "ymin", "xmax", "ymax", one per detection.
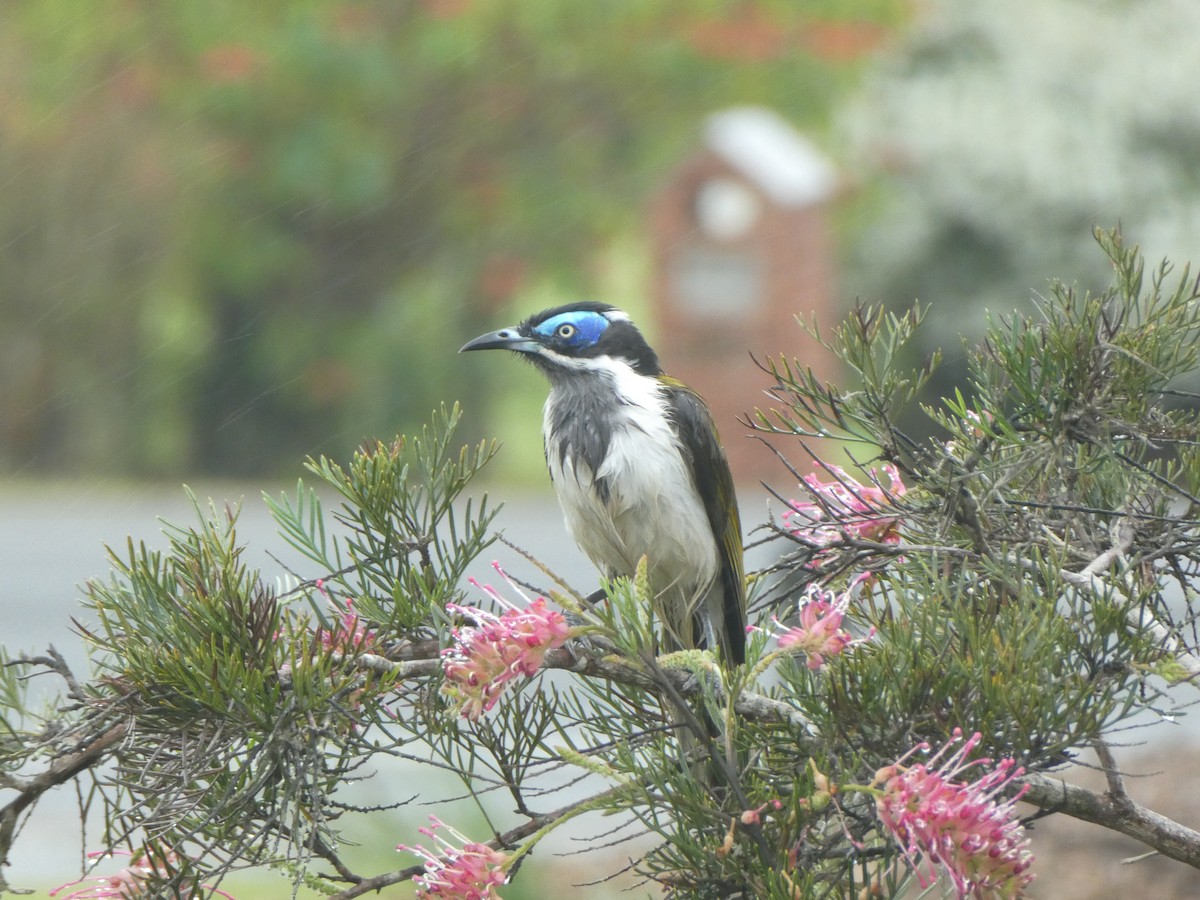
[
  {"xmin": 1091, "ymin": 738, "xmax": 1131, "ymax": 809},
  {"xmin": 1009, "ymin": 525, "xmax": 1200, "ymax": 683}
]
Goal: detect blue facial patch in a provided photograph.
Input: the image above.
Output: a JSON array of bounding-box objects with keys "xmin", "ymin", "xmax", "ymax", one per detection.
[{"xmin": 533, "ymin": 310, "xmax": 610, "ymax": 348}]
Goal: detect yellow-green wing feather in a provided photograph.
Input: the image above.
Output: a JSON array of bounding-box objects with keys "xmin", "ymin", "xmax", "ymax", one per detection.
[{"xmin": 661, "ymin": 376, "xmax": 746, "ymax": 664}]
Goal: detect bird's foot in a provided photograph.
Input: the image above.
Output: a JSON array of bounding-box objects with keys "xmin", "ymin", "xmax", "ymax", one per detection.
[{"xmin": 581, "ymin": 587, "xmax": 608, "ymax": 610}]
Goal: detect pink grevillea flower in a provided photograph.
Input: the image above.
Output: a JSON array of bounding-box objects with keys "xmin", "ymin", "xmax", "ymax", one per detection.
[
  {"xmin": 761, "ymin": 584, "xmax": 873, "ymax": 670},
  {"xmin": 441, "ymin": 563, "xmax": 572, "ymax": 720},
  {"xmin": 398, "ymin": 816, "xmax": 509, "ymax": 899},
  {"xmin": 784, "ymin": 463, "xmax": 906, "ymax": 559},
  {"xmin": 276, "ymin": 580, "xmax": 377, "ymax": 660},
  {"xmin": 874, "ymin": 729, "xmax": 1035, "ymax": 899},
  {"xmin": 315, "ymin": 596, "xmax": 377, "ymax": 653},
  {"xmin": 50, "ymin": 849, "xmax": 237, "ymax": 899}
]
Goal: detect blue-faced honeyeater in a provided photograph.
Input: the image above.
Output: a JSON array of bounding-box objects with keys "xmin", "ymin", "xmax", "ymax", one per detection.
[{"xmin": 461, "ymin": 302, "xmax": 746, "ymax": 665}]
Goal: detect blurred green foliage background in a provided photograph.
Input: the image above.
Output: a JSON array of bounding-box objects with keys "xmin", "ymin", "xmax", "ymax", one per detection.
[
  {"xmin": 5, "ymin": 0, "xmax": 1198, "ymax": 482},
  {"xmin": 0, "ymin": 0, "xmax": 904, "ymax": 477}
]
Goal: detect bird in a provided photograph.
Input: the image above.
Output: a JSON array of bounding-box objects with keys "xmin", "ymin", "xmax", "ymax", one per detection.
[{"xmin": 460, "ymin": 301, "xmax": 745, "ymax": 666}]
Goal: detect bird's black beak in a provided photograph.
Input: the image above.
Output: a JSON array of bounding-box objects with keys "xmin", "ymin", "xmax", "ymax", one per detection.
[{"xmin": 459, "ymin": 326, "xmax": 539, "ymax": 354}]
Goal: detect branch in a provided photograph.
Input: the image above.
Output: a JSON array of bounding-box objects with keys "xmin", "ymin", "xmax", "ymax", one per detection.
[
  {"xmin": 346, "ymin": 647, "xmax": 815, "ymax": 733},
  {"xmin": 1091, "ymin": 738, "xmax": 1128, "ymax": 803},
  {"xmin": 0, "ymin": 722, "xmax": 128, "ymax": 871},
  {"xmin": 1019, "ymin": 771, "xmax": 1200, "ymax": 868},
  {"xmin": 7, "ymin": 646, "xmax": 83, "ymax": 700},
  {"xmin": 1010, "ymin": 524, "xmax": 1200, "ymax": 683},
  {"xmin": 1009, "ymin": 518, "xmax": 1200, "ymax": 866},
  {"xmin": 1060, "ymin": 574, "xmax": 1200, "ymax": 684},
  {"xmin": 541, "ymin": 648, "xmax": 815, "ymax": 732}
]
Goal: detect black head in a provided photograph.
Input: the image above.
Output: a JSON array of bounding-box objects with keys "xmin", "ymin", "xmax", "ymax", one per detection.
[{"xmin": 460, "ymin": 301, "xmax": 661, "ymax": 378}]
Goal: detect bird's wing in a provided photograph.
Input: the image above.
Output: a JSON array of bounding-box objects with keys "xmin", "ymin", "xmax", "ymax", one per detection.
[{"xmin": 661, "ymin": 377, "xmax": 746, "ymax": 664}]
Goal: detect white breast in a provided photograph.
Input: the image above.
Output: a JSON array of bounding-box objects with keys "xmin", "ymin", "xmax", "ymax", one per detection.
[{"xmin": 543, "ymin": 362, "xmax": 719, "ymax": 600}]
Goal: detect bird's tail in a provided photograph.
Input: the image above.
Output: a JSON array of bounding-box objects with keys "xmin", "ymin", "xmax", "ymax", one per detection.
[
  {"xmin": 664, "ymin": 663, "xmax": 737, "ymax": 794},
  {"xmin": 655, "ymin": 585, "xmax": 740, "ymax": 792}
]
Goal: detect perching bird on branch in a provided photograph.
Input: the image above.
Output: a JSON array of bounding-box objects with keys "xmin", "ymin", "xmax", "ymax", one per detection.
[{"xmin": 461, "ymin": 301, "xmax": 746, "ymax": 666}]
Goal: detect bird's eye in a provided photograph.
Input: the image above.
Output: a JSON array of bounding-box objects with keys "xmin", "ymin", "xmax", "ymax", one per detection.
[{"xmin": 556, "ymin": 323, "xmax": 576, "ymax": 339}]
